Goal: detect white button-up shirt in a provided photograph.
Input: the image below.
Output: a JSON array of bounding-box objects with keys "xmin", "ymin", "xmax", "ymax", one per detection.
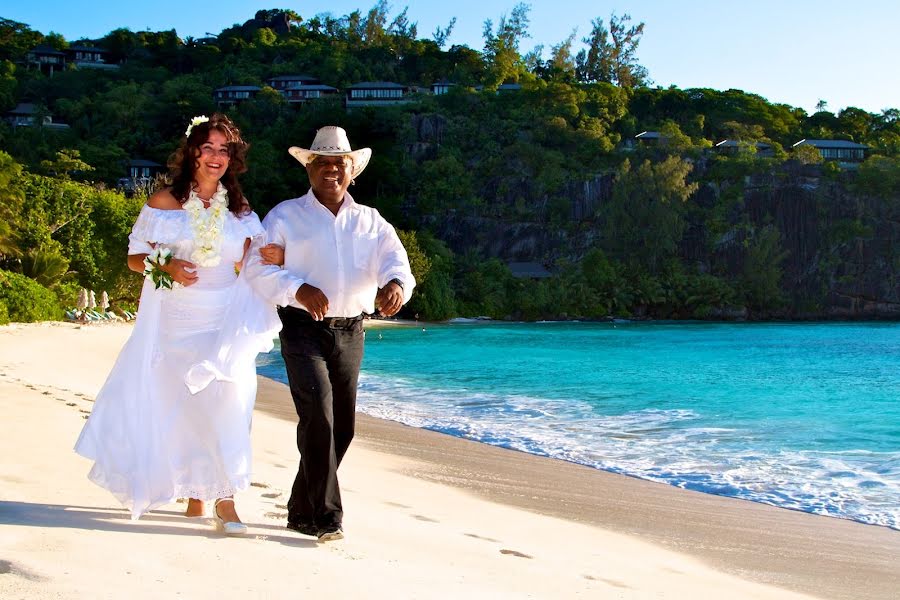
[{"xmin": 243, "ymin": 189, "xmax": 415, "ymax": 317}]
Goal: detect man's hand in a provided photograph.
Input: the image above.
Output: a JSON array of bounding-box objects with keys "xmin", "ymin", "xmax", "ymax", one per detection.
[
  {"xmin": 162, "ymin": 258, "xmax": 199, "ymax": 287},
  {"xmin": 296, "ymin": 283, "xmax": 329, "ymax": 320},
  {"xmin": 375, "ymin": 281, "xmax": 403, "ymax": 317}
]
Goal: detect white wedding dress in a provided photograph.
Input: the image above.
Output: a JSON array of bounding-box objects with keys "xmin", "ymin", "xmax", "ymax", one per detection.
[{"xmin": 75, "ymin": 189, "xmax": 280, "ymax": 519}]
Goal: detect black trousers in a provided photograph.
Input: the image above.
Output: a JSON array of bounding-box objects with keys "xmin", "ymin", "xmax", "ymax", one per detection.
[{"xmin": 278, "ymin": 307, "xmax": 365, "ymax": 529}]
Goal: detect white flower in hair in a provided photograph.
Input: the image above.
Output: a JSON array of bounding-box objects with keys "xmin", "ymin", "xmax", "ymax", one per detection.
[{"xmin": 185, "ymin": 115, "xmax": 210, "ymax": 137}]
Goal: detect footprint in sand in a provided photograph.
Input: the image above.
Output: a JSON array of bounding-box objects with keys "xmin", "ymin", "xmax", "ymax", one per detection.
[
  {"xmin": 464, "ymin": 532, "xmax": 501, "ymax": 543},
  {"xmin": 66, "ymin": 402, "xmax": 76, "ymax": 407},
  {"xmin": 42, "ymin": 391, "xmax": 51, "ymax": 395},
  {"xmin": 261, "ymin": 492, "xmax": 282, "ymax": 499},
  {"xmin": 250, "ymin": 482, "xmax": 270, "ymax": 489},
  {"xmin": 586, "ymin": 575, "xmax": 630, "ymax": 589},
  {"xmin": 79, "ymin": 409, "xmax": 91, "ymax": 414},
  {"xmin": 412, "ymin": 514, "xmax": 439, "ymax": 523},
  {"xmin": 264, "ymin": 511, "xmax": 288, "ymax": 519},
  {"xmin": 499, "ymin": 549, "xmax": 532, "ymax": 559},
  {"xmin": 0, "ymin": 560, "xmax": 46, "ymax": 582},
  {"xmin": 384, "ymin": 501, "xmax": 411, "ymax": 509},
  {"xmin": 275, "ymin": 504, "xmax": 287, "ymax": 509}
]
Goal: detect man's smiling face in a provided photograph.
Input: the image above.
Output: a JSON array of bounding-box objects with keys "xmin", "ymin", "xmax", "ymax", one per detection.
[{"xmin": 307, "ymin": 155, "xmax": 354, "ymax": 205}]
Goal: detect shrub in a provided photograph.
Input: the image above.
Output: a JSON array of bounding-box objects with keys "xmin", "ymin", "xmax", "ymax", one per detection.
[
  {"xmin": 0, "ymin": 269, "xmax": 64, "ymax": 322},
  {"xmin": 53, "ymin": 279, "xmax": 82, "ymax": 309}
]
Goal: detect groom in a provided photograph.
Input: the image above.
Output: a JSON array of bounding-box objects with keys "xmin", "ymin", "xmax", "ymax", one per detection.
[{"xmin": 244, "ymin": 126, "xmax": 415, "ymax": 541}]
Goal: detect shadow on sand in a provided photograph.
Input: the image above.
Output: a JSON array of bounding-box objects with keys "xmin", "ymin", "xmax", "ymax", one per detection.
[{"xmin": 0, "ymin": 501, "xmax": 317, "ymax": 548}]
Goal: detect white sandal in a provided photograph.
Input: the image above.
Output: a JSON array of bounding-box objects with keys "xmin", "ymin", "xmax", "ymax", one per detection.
[{"xmin": 213, "ymin": 498, "xmax": 248, "ymax": 536}]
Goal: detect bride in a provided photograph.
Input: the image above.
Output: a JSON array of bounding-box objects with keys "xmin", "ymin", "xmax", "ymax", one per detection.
[{"xmin": 75, "ymin": 113, "xmax": 282, "ymax": 534}]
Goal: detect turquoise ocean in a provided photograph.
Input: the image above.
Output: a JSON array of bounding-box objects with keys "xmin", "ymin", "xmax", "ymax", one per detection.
[{"xmin": 256, "ymin": 321, "xmax": 900, "ymax": 530}]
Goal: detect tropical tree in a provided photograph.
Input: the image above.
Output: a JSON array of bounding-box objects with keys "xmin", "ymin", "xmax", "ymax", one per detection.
[
  {"xmin": 432, "ymin": 17, "xmax": 457, "ymax": 49},
  {"xmin": 575, "ymin": 13, "xmax": 648, "ymax": 87},
  {"xmin": 602, "ymin": 156, "xmax": 698, "ymax": 273},
  {"xmin": 740, "ymin": 225, "xmax": 787, "ymax": 311},
  {"xmin": 544, "ymin": 30, "xmax": 578, "ymax": 82},
  {"xmin": 792, "ymin": 143, "xmax": 823, "ymax": 164},
  {"xmin": 0, "ymin": 151, "xmax": 24, "ymax": 257},
  {"xmin": 481, "ymin": 3, "xmax": 531, "ymax": 88}
]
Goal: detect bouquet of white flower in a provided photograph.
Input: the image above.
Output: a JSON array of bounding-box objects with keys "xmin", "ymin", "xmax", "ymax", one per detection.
[{"xmin": 142, "ymin": 247, "xmax": 182, "ymax": 290}]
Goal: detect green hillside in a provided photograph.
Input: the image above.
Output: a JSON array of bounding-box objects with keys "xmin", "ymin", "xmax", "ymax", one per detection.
[{"xmin": 1, "ymin": 5, "xmax": 898, "ymax": 322}]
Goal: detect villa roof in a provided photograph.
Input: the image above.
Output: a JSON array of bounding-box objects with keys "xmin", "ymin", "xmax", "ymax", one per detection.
[
  {"xmin": 214, "ymin": 85, "xmax": 262, "ymax": 92},
  {"xmin": 283, "ymin": 83, "xmax": 337, "ymax": 91},
  {"xmin": 29, "ymin": 44, "xmax": 65, "ymax": 56},
  {"xmin": 348, "ymin": 81, "xmax": 406, "ymax": 89},
  {"xmin": 792, "ymin": 139, "xmax": 869, "ymax": 150},
  {"xmin": 68, "ymin": 45, "xmax": 107, "ymax": 53},
  {"xmin": 128, "ymin": 159, "xmax": 163, "ymax": 168},
  {"xmin": 716, "ymin": 139, "xmax": 772, "ymax": 149},
  {"xmin": 8, "ymin": 103, "xmax": 37, "ymax": 115}
]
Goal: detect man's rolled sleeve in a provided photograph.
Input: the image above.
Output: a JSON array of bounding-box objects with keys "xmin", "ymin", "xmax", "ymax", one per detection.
[
  {"xmin": 376, "ymin": 223, "xmax": 416, "ymax": 304},
  {"xmin": 242, "ymin": 218, "xmax": 306, "ymax": 308}
]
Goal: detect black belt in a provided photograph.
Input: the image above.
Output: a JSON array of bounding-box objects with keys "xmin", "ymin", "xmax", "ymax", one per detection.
[{"xmin": 279, "ymin": 306, "xmax": 363, "ymax": 330}]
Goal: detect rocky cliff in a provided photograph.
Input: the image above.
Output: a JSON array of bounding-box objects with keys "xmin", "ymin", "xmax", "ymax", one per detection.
[{"xmin": 423, "ymin": 158, "xmax": 899, "ymax": 319}]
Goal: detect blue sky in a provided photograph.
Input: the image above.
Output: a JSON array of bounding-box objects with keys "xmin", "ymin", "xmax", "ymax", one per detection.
[{"xmin": 4, "ymin": 0, "xmax": 899, "ymax": 114}]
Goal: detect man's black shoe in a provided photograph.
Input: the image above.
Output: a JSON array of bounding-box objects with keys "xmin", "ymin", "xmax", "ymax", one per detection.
[
  {"xmin": 317, "ymin": 525, "xmax": 344, "ymax": 542},
  {"xmin": 286, "ymin": 521, "xmax": 318, "ymax": 537}
]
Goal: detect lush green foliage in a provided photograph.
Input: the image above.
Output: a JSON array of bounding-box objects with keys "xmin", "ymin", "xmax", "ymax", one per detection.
[
  {"xmin": 0, "ymin": 151, "xmax": 142, "ymax": 320},
  {"xmin": 0, "ymin": 269, "xmax": 63, "ymax": 322},
  {"xmin": 1, "ymin": 7, "xmax": 897, "ymax": 322}
]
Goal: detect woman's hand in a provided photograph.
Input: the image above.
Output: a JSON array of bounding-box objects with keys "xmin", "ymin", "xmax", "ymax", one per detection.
[
  {"xmin": 259, "ymin": 243, "xmax": 285, "ymax": 266},
  {"xmin": 162, "ymin": 258, "xmax": 199, "ymax": 287}
]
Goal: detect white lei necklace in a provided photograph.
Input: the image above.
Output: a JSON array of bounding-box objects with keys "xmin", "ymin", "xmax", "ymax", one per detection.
[{"xmin": 183, "ymin": 184, "xmax": 228, "ymax": 267}]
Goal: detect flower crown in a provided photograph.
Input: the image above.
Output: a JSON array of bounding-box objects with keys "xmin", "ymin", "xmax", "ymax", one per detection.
[{"xmin": 185, "ymin": 115, "xmax": 209, "ymax": 138}]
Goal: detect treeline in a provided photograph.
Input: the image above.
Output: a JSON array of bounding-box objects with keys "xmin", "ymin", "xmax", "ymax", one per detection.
[
  {"xmin": 0, "ymin": 151, "xmax": 142, "ymax": 323},
  {"xmin": 1, "ymin": 5, "xmax": 898, "ymax": 322}
]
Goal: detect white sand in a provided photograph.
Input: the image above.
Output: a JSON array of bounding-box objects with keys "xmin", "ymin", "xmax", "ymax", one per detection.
[{"xmin": 0, "ymin": 322, "xmax": 894, "ymax": 599}]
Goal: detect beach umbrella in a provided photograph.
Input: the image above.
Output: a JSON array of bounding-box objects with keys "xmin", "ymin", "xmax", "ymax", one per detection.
[
  {"xmin": 88, "ymin": 290, "xmax": 97, "ymax": 310},
  {"xmin": 100, "ymin": 291, "xmax": 110, "ymax": 311},
  {"xmin": 76, "ymin": 289, "xmax": 88, "ymax": 311}
]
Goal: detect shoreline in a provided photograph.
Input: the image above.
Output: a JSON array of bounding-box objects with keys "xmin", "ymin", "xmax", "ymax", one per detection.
[
  {"xmin": 433, "ymin": 316, "xmax": 900, "ymax": 324},
  {"xmin": 256, "ymin": 377, "xmax": 899, "ymax": 600},
  {"xmin": 2, "ymin": 321, "xmax": 898, "ymax": 599}
]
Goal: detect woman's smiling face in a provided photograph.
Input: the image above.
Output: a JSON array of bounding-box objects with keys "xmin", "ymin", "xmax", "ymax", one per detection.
[{"xmin": 196, "ymin": 129, "xmax": 231, "ymax": 182}]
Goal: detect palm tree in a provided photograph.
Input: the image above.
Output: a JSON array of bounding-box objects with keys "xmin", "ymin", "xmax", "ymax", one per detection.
[{"xmin": 20, "ymin": 248, "xmax": 70, "ymax": 288}]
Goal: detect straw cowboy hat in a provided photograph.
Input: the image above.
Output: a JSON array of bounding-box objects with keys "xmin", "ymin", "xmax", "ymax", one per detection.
[{"xmin": 288, "ymin": 126, "xmax": 372, "ymax": 179}]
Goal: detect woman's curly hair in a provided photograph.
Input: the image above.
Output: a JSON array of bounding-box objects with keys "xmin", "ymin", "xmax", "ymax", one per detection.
[{"xmin": 166, "ymin": 113, "xmax": 250, "ymax": 215}]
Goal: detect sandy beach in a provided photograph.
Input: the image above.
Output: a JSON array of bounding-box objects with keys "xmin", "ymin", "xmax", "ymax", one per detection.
[{"xmin": 1, "ymin": 322, "xmax": 898, "ymax": 599}]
